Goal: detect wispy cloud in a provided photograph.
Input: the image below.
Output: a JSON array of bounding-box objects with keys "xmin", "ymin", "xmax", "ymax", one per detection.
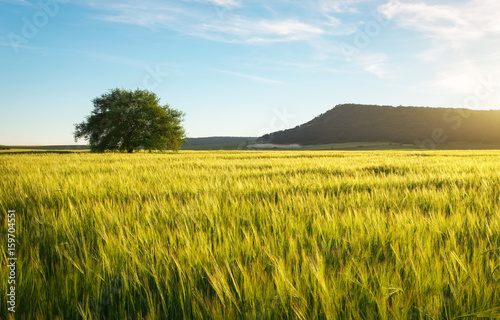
[
  {"xmin": 76, "ymin": 0, "xmax": 382, "ymax": 77},
  {"xmin": 356, "ymin": 52, "xmax": 393, "ymax": 79},
  {"xmin": 197, "ymin": 17, "xmax": 325, "ymax": 43},
  {"xmin": 378, "ymin": 0, "xmax": 500, "ymax": 50},
  {"xmin": 317, "ymin": 0, "xmax": 370, "ymax": 13},
  {"xmin": 378, "ymin": 1, "xmax": 482, "ymax": 43},
  {"xmin": 88, "ymin": 1, "xmax": 187, "ymax": 30},
  {"xmin": 80, "ymin": 0, "xmax": 353, "ymax": 43},
  {"xmin": 0, "ymin": 41, "xmax": 48, "ymax": 55},
  {"xmin": 0, "ymin": 0, "xmax": 32, "ymax": 6},
  {"xmin": 184, "ymin": 0, "xmax": 241, "ymax": 7},
  {"xmin": 378, "ymin": 0, "xmax": 500, "ymax": 94}
]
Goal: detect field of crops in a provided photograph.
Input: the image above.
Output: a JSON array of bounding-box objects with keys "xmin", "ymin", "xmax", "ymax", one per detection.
[{"xmin": 1, "ymin": 150, "xmax": 499, "ymax": 319}]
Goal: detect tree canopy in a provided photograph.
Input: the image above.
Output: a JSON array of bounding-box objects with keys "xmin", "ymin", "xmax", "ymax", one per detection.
[{"xmin": 74, "ymin": 88, "xmax": 185, "ymax": 152}]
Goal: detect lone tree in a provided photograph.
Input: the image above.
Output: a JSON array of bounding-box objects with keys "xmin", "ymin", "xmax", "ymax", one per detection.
[{"xmin": 74, "ymin": 88, "xmax": 185, "ymax": 152}]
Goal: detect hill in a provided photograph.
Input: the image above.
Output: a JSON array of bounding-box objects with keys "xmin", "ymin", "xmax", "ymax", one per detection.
[{"xmin": 259, "ymin": 104, "xmax": 500, "ymax": 146}]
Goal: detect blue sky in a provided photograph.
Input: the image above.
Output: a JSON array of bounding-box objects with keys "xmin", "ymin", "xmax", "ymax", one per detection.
[{"xmin": 1, "ymin": 0, "xmax": 500, "ymax": 145}]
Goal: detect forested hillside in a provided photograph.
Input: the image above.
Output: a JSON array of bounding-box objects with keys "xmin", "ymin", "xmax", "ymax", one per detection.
[{"xmin": 259, "ymin": 104, "xmax": 500, "ymax": 145}]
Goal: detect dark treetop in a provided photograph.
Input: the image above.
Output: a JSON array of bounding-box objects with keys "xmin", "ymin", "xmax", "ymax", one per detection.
[{"xmin": 75, "ymin": 88, "xmax": 185, "ymax": 152}]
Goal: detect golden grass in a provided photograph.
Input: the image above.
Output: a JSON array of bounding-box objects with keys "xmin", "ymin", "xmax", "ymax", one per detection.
[{"xmin": 1, "ymin": 150, "xmax": 499, "ymax": 319}]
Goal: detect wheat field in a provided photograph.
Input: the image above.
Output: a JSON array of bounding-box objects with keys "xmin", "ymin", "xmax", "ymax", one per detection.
[{"xmin": 1, "ymin": 150, "xmax": 499, "ymax": 319}]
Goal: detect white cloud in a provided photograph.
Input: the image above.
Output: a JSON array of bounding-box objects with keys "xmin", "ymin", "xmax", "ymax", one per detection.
[
  {"xmin": 89, "ymin": 2, "xmax": 186, "ymax": 30},
  {"xmin": 317, "ymin": 0, "xmax": 369, "ymax": 13},
  {"xmin": 85, "ymin": 1, "xmax": 327, "ymax": 43},
  {"xmin": 378, "ymin": 1, "xmax": 485, "ymax": 44},
  {"xmin": 357, "ymin": 53, "xmax": 393, "ymax": 78},
  {"xmin": 378, "ymin": 0, "xmax": 500, "ymax": 95},
  {"xmin": 378, "ymin": 0, "xmax": 500, "ymax": 46},
  {"xmin": 424, "ymin": 56, "xmax": 500, "ymax": 95},
  {"xmin": 198, "ymin": 17, "xmax": 324, "ymax": 43},
  {"xmin": 415, "ymin": 48, "xmax": 446, "ymax": 62},
  {"xmin": 76, "ymin": 0, "xmax": 379, "ymax": 77},
  {"xmin": 431, "ymin": 72, "xmax": 478, "ymax": 95},
  {"xmin": 187, "ymin": 0, "xmax": 240, "ymax": 6},
  {"xmin": 0, "ymin": 0, "xmax": 31, "ymax": 5},
  {"xmin": 0, "ymin": 41, "xmax": 48, "ymax": 55}
]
